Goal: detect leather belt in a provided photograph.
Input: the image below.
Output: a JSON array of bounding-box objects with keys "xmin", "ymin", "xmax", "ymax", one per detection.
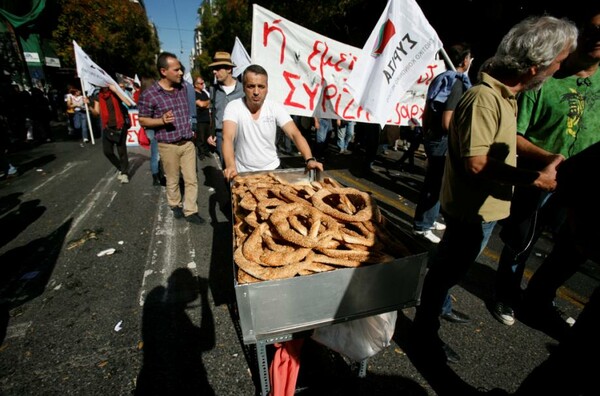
[{"xmin": 167, "ymin": 139, "xmax": 192, "ymax": 146}]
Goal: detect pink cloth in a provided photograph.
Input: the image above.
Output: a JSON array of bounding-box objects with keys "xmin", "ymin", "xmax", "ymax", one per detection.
[{"xmin": 268, "ymin": 339, "xmax": 304, "ymax": 396}]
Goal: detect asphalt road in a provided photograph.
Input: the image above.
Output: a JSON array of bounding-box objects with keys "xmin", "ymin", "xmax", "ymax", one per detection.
[{"xmin": 0, "ymin": 127, "xmax": 597, "ymax": 395}]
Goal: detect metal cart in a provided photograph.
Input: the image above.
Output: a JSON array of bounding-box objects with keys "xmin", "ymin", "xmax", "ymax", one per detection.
[{"xmin": 232, "ymin": 169, "xmax": 428, "ymax": 395}]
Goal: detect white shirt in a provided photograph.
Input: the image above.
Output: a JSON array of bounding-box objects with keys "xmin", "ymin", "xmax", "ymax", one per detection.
[{"xmin": 223, "ymin": 98, "xmax": 293, "ymax": 173}]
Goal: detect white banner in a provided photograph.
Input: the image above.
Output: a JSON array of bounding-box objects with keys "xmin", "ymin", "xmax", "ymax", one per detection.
[
  {"xmin": 73, "ymin": 40, "xmax": 117, "ymax": 87},
  {"xmin": 73, "ymin": 40, "xmax": 130, "ymax": 100},
  {"xmin": 125, "ymin": 109, "xmax": 144, "ymax": 147},
  {"xmin": 346, "ymin": 0, "xmax": 443, "ymax": 127},
  {"xmin": 232, "ymin": 36, "xmax": 251, "ymax": 78},
  {"xmin": 251, "ymin": 4, "xmax": 445, "ymax": 126}
]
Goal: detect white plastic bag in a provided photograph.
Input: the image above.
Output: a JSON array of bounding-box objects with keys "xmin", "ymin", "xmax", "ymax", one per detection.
[{"xmin": 311, "ymin": 310, "xmax": 398, "ymax": 362}]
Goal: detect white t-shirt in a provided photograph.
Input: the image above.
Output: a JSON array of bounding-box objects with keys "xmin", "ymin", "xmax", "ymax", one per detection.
[{"xmin": 223, "ymin": 98, "xmax": 293, "ymax": 173}]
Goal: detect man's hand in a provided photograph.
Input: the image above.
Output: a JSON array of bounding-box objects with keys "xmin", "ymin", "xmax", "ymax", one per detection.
[
  {"xmin": 306, "ymin": 159, "xmax": 324, "ymax": 172},
  {"xmin": 534, "ymin": 155, "xmax": 563, "ymax": 191},
  {"xmin": 207, "ymin": 135, "xmax": 217, "ymax": 147},
  {"xmin": 162, "ymin": 110, "xmax": 174, "ymax": 125},
  {"xmin": 223, "ymin": 167, "xmax": 238, "ymax": 182}
]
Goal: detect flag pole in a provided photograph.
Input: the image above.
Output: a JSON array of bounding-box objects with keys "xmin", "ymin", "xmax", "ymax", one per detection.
[
  {"xmin": 439, "ymin": 47, "xmax": 457, "ymax": 72},
  {"xmin": 79, "ymin": 77, "xmax": 96, "ymax": 145}
]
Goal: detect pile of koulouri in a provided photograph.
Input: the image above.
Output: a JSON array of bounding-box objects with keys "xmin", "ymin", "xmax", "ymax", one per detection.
[{"xmin": 232, "ymin": 172, "xmax": 411, "ymax": 284}]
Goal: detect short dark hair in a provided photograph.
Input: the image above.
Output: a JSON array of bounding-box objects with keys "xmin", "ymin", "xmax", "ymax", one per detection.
[
  {"xmin": 156, "ymin": 52, "xmax": 178, "ymax": 75},
  {"xmin": 447, "ymin": 43, "xmax": 471, "ymax": 68},
  {"xmin": 242, "ymin": 64, "xmax": 268, "ymax": 83}
]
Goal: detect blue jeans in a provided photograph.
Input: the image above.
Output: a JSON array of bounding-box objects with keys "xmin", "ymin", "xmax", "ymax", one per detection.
[
  {"xmin": 337, "ymin": 121, "xmax": 355, "ymax": 151},
  {"xmin": 145, "ymin": 129, "xmax": 160, "ymax": 175},
  {"xmin": 414, "ymin": 214, "xmax": 497, "ymax": 339},
  {"xmin": 413, "ymin": 137, "xmax": 448, "ymax": 231},
  {"xmin": 316, "ymin": 119, "xmax": 331, "ymax": 144},
  {"xmin": 73, "ymin": 111, "xmax": 89, "ymax": 140}
]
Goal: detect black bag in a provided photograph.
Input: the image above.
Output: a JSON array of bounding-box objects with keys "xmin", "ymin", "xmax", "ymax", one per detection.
[{"xmin": 105, "ymin": 126, "xmax": 123, "ymax": 143}]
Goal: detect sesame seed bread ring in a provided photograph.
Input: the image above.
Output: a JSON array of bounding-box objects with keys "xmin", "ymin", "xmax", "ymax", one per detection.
[
  {"xmin": 269, "ymin": 203, "xmax": 330, "ymax": 248},
  {"xmin": 234, "ymin": 247, "xmax": 314, "ymax": 281},
  {"xmin": 311, "ymin": 187, "xmax": 374, "ymax": 223}
]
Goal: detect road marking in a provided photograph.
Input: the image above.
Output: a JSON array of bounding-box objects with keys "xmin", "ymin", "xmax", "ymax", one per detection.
[
  {"xmin": 59, "ymin": 167, "xmax": 119, "ymax": 240},
  {"xmin": 5, "ymin": 321, "xmax": 32, "ymax": 339},
  {"xmin": 27, "ymin": 161, "xmax": 81, "ymax": 197}
]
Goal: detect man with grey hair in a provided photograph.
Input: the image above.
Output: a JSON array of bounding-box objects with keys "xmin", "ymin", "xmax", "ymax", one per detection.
[
  {"xmin": 493, "ymin": 7, "xmax": 600, "ymax": 336},
  {"xmin": 410, "ymin": 15, "xmax": 578, "ymax": 365}
]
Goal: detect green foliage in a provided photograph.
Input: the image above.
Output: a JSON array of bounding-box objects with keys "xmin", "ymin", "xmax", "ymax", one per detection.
[
  {"xmin": 52, "ymin": 0, "xmax": 160, "ymax": 79},
  {"xmin": 194, "ymin": 0, "xmax": 384, "ymax": 76}
]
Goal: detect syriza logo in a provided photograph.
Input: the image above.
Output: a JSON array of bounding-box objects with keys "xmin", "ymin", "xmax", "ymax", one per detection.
[{"xmin": 371, "ymin": 19, "xmax": 396, "ymax": 58}]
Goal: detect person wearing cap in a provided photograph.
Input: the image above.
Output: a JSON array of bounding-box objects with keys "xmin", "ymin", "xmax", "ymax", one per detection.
[
  {"xmin": 221, "ymin": 64, "xmax": 323, "ymax": 181},
  {"xmin": 206, "ymin": 51, "xmax": 244, "ymax": 163}
]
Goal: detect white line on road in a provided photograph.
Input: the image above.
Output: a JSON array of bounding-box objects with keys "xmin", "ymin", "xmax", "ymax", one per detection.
[
  {"xmin": 27, "ymin": 161, "xmax": 82, "ymax": 197},
  {"xmin": 62, "ymin": 169, "xmax": 118, "ymax": 240}
]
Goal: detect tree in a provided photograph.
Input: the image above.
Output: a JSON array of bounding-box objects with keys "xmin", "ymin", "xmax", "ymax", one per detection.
[
  {"xmin": 52, "ymin": 0, "xmax": 160, "ymax": 79},
  {"xmin": 194, "ymin": 0, "xmax": 380, "ymax": 78}
]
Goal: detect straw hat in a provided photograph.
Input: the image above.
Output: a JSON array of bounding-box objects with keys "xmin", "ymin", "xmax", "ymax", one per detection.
[{"xmin": 209, "ymin": 51, "xmax": 236, "ymax": 68}]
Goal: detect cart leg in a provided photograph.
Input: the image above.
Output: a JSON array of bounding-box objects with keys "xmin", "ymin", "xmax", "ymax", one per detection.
[
  {"xmin": 256, "ymin": 340, "xmax": 271, "ymax": 396},
  {"xmin": 358, "ymin": 358, "xmax": 368, "ymax": 378}
]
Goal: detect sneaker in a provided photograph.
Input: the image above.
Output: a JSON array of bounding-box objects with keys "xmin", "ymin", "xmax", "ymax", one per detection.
[
  {"xmin": 171, "ymin": 207, "xmax": 184, "ymax": 219},
  {"xmin": 185, "ymin": 213, "xmax": 206, "ymax": 225},
  {"xmin": 492, "ymin": 302, "xmax": 515, "ymax": 326},
  {"xmin": 119, "ymin": 173, "xmax": 129, "ymax": 184},
  {"xmin": 83, "ymin": 138, "xmax": 89, "ymax": 143},
  {"xmin": 431, "ymin": 221, "xmax": 446, "ymax": 231},
  {"xmin": 413, "ymin": 229, "xmax": 441, "ymax": 243},
  {"xmin": 519, "ymin": 302, "xmax": 573, "ymax": 340}
]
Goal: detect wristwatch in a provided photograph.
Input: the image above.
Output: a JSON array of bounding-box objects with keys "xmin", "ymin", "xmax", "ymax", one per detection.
[{"xmin": 305, "ymin": 157, "xmax": 316, "ymax": 165}]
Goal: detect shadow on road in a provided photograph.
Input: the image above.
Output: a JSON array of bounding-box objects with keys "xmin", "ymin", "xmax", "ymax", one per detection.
[
  {"xmin": 0, "ymin": 219, "xmax": 72, "ymax": 345},
  {"xmin": 135, "ymin": 270, "xmax": 215, "ymax": 396},
  {"xmin": 0, "ymin": 198, "xmax": 46, "ymax": 249}
]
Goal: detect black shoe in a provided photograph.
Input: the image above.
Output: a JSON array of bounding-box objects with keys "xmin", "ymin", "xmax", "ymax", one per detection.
[
  {"xmin": 171, "ymin": 207, "xmax": 184, "ymax": 219},
  {"xmin": 152, "ymin": 173, "xmax": 161, "ymax": 186},
  {"xmin": 518, "ymin": 302, "xmax": 572, "ymax": 341},
  {"xmin": 441, "ymin": 309, "xmax": 471, "ymax": 324},
  {"xmin": 185, "ymin": 213, "xmax": 206, "ymax": 225},
  {"xmin": 442, "ymin": 343, "xmax": 461, "ymax": 364},
  {"xmin": 410, "ymin": 330, "xmax": 459, "ymax": 364}
]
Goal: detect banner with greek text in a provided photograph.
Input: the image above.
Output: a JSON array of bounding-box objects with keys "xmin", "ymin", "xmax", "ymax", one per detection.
[
  {"xmin": 346, "ymin": 0, "xmax": 442, "ymax": 127},
  {"xmin": 125, "ymin": 109, "xmax": 144, "ymax": 147},
  {"xmin": 251, "ymin": 4, "xmax": 445, "ymax": 126}
]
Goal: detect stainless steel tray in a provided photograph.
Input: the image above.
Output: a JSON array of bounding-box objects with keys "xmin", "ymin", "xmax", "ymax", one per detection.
[{"xmin": 232, "ymin": 168, "xmax": 428, "ymax": 344}]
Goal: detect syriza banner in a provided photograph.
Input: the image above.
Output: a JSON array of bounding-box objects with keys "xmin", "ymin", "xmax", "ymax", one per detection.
[
  {"xmin": 346, "ymin": 0, "xmax": 443, "ymax": 127},
  {"xmin": 251, "ymin": 4, "xmax": 445, "ymax": 126}
]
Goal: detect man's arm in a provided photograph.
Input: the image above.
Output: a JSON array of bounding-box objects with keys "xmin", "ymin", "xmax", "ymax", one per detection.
[
  {"xmin": 281, "ymin": 120, "xmax": 323, "ymax": 172},
  {"xmin": 516, "ymin": 134, "xmax": 565, "ymax": 166},
  {"xmin": 109, "ymin": 84, "xmax": 135, "ymax": 108},
  {"xmin": 464, "ymin": 154, "xmax": 561, "ymax": 191},
  {"xmin": 88, "ymin": 98, "xmax": 100, "ymax": 117},
  {"xmin": 139, "ymin": 110, "xmax": 175, "ymax": 129},
  {"xmin": 196, "ymin": 98, "xmax": 210, "ymax": 108},
  {"xmin": 222, "ymin": 120, "xmax": 238, "ymax": 181}
]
